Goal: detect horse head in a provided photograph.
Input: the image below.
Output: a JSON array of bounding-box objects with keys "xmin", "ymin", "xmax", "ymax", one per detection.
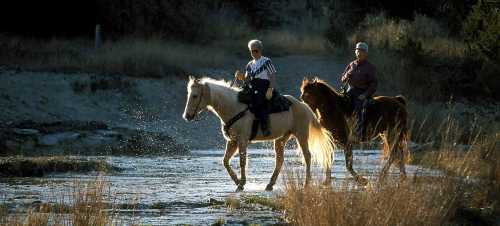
[
  {"xmin": 300, "ymin": 77, "xmax": 352, "ymax": 115},
  {"xmin": 300, "ymin": 77, "xmax": 323, "ymax": 111},
  {"xmin": 183, "ymin": 76, "xmax": 210, "ymax": 121}
]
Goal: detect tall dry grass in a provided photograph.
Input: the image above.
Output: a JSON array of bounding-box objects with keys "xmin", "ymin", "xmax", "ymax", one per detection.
[
  {"xmin": 260, "ymin": 30, "xmax": 330, "ymax": 55},
  {"xmin": 280, "ymin": 118, "xmax": 499, "ymax": 226},
  {"xmin": 0, "ymin": 1, "xmax": 332, "ymax": 77},
  {"xmin": 0, "ymin": 35, "xmax": 231, "ymax": 78},
  {"xmin": 351, "ymin": 13, "xmax": 467, "ymax": 59},
  {"xmin": 345, "ymin": 13, "xmax": 496, "ymax": 102},
  {"xmin": 0, "ymin": 178, "xmax": 118, "ymax": 226},
  {"xmin": 281, "ymin": 177, "xmax": 460, "ymax": 226},
  {"xmin": 407, "ymin": 100, "xmax": 500, "ymax": 144},
  {"xmin": 0, "ymin": 30, "xmax": 330, "ymax": 78}
]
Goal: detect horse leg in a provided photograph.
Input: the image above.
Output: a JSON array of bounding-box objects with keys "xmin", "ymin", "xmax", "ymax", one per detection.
[
  {"xmin": 379, "ymin": 145, "xmax": 396, "ymax": 183},
  {"xmin": 398, "ymin": 159, "xmax": 407, "ymax": 180},
  {"xmin": 236, "ymin": 141, "xmax": 249, "ymax": 192},
  {"xmin": 323, "ymin": 152, "xmax": 333, "ymax": 186},
  {"xmin": 345, "ymin": 142, "xmax": 368, "ymax": 186},
  {"xmin": 380, "ymin": 127, "xmax": 408, "ymax": 183},
  {"xmin": 223, "ymin": 141, "xmax": 239, "ymax": 185},
  {"xmin": 297, "ymin": 136, "xmax": 312, "ymax": 187},
  {"xmin": 266, "ymin": 134, "xmax": 291, "ymax": 191},
  {"xmin": 397, "ymin": 131, "xmax": 408, "ymax": 181}
]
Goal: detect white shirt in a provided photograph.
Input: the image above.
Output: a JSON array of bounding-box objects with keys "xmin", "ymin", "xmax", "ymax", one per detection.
[{"xmin": 245, "ymin": 56, "xmax": 277, "ymax": 80}]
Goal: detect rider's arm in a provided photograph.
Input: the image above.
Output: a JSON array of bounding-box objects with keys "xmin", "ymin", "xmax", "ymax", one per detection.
[
  {"xmin": 341, "ymin": 63, "xmax": 352, "ymax": 83},
  {"xmin": 265, "ymin": 60, "xmax": 277, "ymax": 89}
]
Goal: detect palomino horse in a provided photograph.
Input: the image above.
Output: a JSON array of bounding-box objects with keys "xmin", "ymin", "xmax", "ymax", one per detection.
[
  {"xmin": 183, "ymin": 76, "xmax": 334, "ymax": 192},
  {"xmin": 300, "ymin": 78, "xmax": 410, "ymax": 184}
]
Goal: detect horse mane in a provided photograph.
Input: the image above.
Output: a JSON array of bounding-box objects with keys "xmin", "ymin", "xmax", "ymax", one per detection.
[
  {"xmin": 199, "ymin": 77, "xmax": 241, "ymax": 91},
  {"xmin": 188, "ymin": 77, "xmax": 245, "ymax": 111},
  {"xmin": 303, "ymin": 77, "xmax": 351, "ymax": 115},
  {"xmin": 312, "ymin": 78, "xmax": 342, "ymax": 97}
]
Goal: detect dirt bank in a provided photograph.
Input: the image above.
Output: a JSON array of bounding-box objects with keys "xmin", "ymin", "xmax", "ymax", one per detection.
[{"xmin": 0, "ymin": 55, "xmax": 346, "ymax": 151}]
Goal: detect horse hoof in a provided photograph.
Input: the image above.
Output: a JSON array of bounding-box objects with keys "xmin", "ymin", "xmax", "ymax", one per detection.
[
  {"xmin": 235, "ymin": 185, "xmax": 244, "ymax": 192},
  {"xmin": 265, "ymin": 184, "xmax": 273, "ymax": 191}
]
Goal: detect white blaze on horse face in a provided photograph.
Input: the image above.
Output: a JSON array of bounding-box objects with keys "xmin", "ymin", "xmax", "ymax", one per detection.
[{"xmin": 183, "ymin": 80, "xmax": 201, "ymax": 121}]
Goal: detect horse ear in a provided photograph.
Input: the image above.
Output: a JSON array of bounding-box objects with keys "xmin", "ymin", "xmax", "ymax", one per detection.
[
  {"xmin": 189, "ymin": 75, "xmax": 202, "ymax": 84},
  {"xmin": 301, "ymin": 78, "xmax": 308, "ymax": 89},
  {"xmin": 302, "ymin": 77, "xmax": 311, "ymax": 84}
]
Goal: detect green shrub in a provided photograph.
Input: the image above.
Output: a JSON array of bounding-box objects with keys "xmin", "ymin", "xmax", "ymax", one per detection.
[{"xmin": 463, "ymin": 0, "xmax": 500, "ymax": 63}]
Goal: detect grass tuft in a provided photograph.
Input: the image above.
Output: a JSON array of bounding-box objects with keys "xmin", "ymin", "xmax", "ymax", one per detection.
[
  {"xmin": 280, "ymin": 117, "xmax": 499, "ymax": 226},
  {"xmin": 0, "ymin": 157, "xmax": 122, "ymax": 177}
]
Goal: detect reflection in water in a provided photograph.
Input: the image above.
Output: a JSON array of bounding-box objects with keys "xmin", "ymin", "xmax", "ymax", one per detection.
[{"xmin": 0, "ymin": 149, "xmax": 439, "ymax": 225}]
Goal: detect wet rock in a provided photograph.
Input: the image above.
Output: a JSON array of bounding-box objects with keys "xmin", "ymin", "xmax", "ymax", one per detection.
[
  {"xmin": 95, "ymin": 129, "xmax": 121, "ymax": 138},
  {"xmin": 4, "ymin": 140, "xmax": 19, "ymax": 151},
  {"xmin": 31, "ymin": 200, "xmax": 42, "ymax": 205},
  {"xmin": 208, "ymin": 198, "xmax": 224, "ymax": 206},
  {"xmin": 10, "ymin": 120, "xmax": 107, "ymax": 133},
  {"xmin": 1, "ymin": 120, "xmax": 188, "ymax": 155},
  {"xmin": 13, "ymin": 128, "xmax": 39, "ymax": 136},
  {"xmin": 80, "ymin": 134, "xmax": 114, "ymax": 146},
  {"xmin": 0, "ymin": 157, "xmax": 123, "ymax": 177},
  {"xmin": 38, "ymin": 132, "xmax": 80, "ymax": 146}
]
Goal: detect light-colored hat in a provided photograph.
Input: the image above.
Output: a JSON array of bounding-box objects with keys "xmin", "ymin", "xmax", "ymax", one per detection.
[
  {"xmin": 248, "ymin": 39, "xmax": 263, "ymax": 51},
  {"xmin": 355, "ymin": 42, "xmax": 368, "ymax": 52}
]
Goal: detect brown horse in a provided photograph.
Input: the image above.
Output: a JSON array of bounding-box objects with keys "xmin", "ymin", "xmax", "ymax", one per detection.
[{"xmin": 300, "ymin": 78, "xmax": 410, "ymax": 184}]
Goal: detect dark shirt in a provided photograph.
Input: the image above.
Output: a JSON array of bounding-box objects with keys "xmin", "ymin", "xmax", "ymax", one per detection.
[{"xmin": 341, "ymin": 60, "xmax": 377, "ymax": 97}]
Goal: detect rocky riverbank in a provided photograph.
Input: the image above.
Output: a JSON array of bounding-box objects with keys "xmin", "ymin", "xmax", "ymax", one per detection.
[
  {"xmin": 0, "ymin": 120, "xmax": 187, "ymax": 156},
  {"xmin": 0, "ymin": 55, "xmax": 347, "ymax": 152},
  {"xmin": 1, "ymin": 55, "xmax": 497, "ymax": 154}
]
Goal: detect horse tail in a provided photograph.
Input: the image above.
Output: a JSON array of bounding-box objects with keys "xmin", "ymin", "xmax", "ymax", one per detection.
[
  {"xmin": 307, "ymin": 110, "xmax": 336, "ymax": 170},
  {"xmin": 395, "ymin": 95, "xmax": 407, "ymax": 105},
  {"xmin": 381, "ymin": 104, "xmax": 411, "ymax": 164},
  {"xmin": 381, "ymin": 127, "xmax": 410, "ymax": 164}
]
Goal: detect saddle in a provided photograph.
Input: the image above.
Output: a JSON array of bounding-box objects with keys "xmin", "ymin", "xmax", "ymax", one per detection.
[
  {"xmin": 340, "ymin": 91, "xmax": 374, "ymax": 115},
  {"xmin": 237, "ymin": 85, "xmax": 292, "ymax": 114},
  {"xmin": 226, "ymin": 84, "xmax": 292, "ymax": 140}
]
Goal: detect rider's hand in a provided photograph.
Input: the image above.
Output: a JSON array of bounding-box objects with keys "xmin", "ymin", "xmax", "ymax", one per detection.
[
  {"xmin": 358, "ymin": 94, "xmax": 366, "ymax": 100},
  {"xmin": 265, "ymin": 88, "xmax": 273, "ymax": 100},
  {"xmin": 235, "ymin": 70, "xmax": 245, "ymax": 81}
]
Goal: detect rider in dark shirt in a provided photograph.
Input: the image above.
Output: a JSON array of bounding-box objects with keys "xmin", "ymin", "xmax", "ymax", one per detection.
[{"xmin": 340, "ymin": 42, "xmax": 378, "ymax": 141}]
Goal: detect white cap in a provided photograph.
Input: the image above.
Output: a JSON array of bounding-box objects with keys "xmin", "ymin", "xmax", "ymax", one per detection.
[{"xmin": 355, "ymin": 42, "xmax": 369, "ymax": 52}]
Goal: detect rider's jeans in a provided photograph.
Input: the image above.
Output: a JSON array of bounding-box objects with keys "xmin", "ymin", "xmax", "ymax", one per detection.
[
  {"xmin": 347, "ymin": 87, "xmax": 369, "ymax": 139},
  {"xmin": 250, "ymin": 78, "xmax": 270, "ymax": 132}
]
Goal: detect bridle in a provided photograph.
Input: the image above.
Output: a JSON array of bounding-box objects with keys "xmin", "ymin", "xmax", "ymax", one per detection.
[{"xmin": 190, "ymin": 84, "xmax": 206, "ymax": 120}]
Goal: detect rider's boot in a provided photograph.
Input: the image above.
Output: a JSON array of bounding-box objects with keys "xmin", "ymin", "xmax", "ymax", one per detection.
[{"xmin": 261, "ymin": 115, "xmax": 271, "ymax": 137}]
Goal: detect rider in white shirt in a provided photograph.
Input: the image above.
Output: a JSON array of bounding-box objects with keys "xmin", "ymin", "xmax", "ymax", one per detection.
[{"xmin": 235, "ymin": 40, "xmax": 277, "ymax": 136}]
